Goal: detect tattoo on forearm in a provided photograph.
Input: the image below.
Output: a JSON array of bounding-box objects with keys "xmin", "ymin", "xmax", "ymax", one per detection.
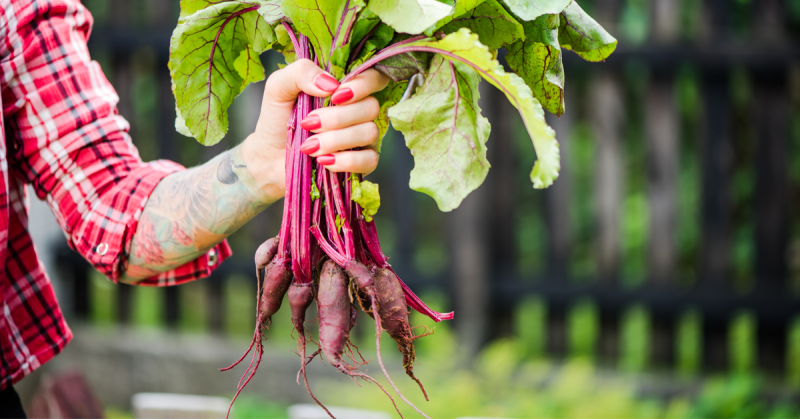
[
  {"xmin": 216, "ymin": 153, "xmax": 247, "ymax": 184},
  {"xmin": 121, "ymin": 145, "xmax": 272, "ymax": 283}
]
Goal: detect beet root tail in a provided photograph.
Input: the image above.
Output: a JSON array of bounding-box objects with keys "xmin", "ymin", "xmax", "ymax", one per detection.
[
  {"xmin": 371, "ymin": 295, "xmax": 432, "ymax": 419},
  {"xmin": 334, "ymin": 363, "xmax": 403, "ymax": 419}
]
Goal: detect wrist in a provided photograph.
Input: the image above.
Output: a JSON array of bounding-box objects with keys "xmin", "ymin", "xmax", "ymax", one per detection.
[{"xmin": 240, "ymin": 134, "xmax": 286, "ymax": 204}]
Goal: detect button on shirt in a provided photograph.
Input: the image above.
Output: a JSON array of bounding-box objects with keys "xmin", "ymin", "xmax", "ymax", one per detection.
[{"xmin": 0, "ymin": 0, "xmax": 232, "ymax": 389}]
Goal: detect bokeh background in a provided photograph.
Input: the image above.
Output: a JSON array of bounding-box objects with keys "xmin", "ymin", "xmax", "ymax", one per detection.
[{"xmin": 17, "ymin": 0, "xmax": 800, "ymax": 417}]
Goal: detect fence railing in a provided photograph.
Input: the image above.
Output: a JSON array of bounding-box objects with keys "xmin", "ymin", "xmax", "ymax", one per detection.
[{"xmin": 52, "ymin": 0, "xmax": 800, "ymax": 382}]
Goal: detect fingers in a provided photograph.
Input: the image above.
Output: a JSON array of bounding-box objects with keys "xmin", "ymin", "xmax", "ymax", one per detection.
[
  {"xmin": 263, "ymin": 59, "xmax": 340, "ymax": 105},
  {"xmin": 300, "ymin": 122, "xmax": 379, "ymax": 157},
  {"xmin": 300, "ymin": 97, "xmax": 380, "ymax": 133},
  {"xmin": 316, "ymin": 149, "xmax": 380, "ymax": 175},
  {"xmin": 330, "ymin": 69, "xmax": 391, "ymax": 106}
]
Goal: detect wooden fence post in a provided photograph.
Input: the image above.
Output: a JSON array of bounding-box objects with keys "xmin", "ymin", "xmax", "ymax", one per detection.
[
  {"xmin": 699, "ymin": 73, "xmax": 732, "ymax": 371},
  {"xmin": 488, "ymin": 70, "xmax": 518, "ymax": 277},
  {"xmin": 646, "ymin": 73, "xmax": 679, "ymax": 368},
  {"xmin": 590, "ymin": 70, "xmax": 624, "ymax": 364},
  {"xmin": 544, "ymin": 108, "xmax": 572, "ymax": 282},
  {"xmin": 591, "ymin": 72, "xmax": 624, "ymax": 283},
  {"xmin": 754, "ymin": 77, "xmax": 790, "ymax": 373}
]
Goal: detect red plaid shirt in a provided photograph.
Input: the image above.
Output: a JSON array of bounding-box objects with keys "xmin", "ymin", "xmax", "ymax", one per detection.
[{"xmin": 0, "ymin": 0, "xmax": 232, "ymax": 389}]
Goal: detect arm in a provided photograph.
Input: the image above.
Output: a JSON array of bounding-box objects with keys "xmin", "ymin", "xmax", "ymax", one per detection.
[
  {"xmin": 120, "ymin": 144, "xmax": 273, "ymax": 282},
  {"xmin": 121, "ymin": 60, "xmax": 390, "ymax": 283}
]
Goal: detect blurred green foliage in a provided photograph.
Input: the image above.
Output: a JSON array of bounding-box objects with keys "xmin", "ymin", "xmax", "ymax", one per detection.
[
  {"xmin": 676, "ymin": 310, "xmax": 701, "ymax": 376},
  {"xmin": 620, "ymin": 305, "xmax": 650, "ymax": 372},
  {"xmin": 515, "ymin": 297, "xmax": 546, "ymax": 359},
  {"xmin": 789, "ymin": 316, "xmax": 800, "ymax": 388},
  {"xmin": 729, "ymin": 312, "xmax": 756, "ymax": 375},
  {"xmin": 620, "ymin": 0, "xmax": 650, "ymax": 44},
  {"xmin": 568, "ymin": 300, "xmax": 598, "ymax": 360},
  {"xmin": 311, "ymin": 301, "xmax": 799, "ymax": 419},
  {"xmin": 230, "ymin": 397, "xmax": 288, "ymax": 419}
]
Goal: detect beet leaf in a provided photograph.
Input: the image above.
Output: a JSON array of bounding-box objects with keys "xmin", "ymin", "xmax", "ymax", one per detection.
[
  {"xmin": 368, "ymin": 0, "xmax": 454, "ymax": 34},
  {"xmin": 389, "ymin": 55, "xmax": 490, "ymax": 212},
  {"xmin": 432, "ymin": 0, "xmax": 524, "ymax": 50},
  {"xmin": 501, "ymin": 0, "xmax": 572, "ymax": 22},
  {"xmin": 170, "ymin": 3, "xmax": 273, "ymax": 145},
  {"xmin": 557, "ymin": 1, "xmax": 618, "ymax": 62},
  {"xmin": 506, "ymin": 14, "xmax": 565, "ymax": 116}
]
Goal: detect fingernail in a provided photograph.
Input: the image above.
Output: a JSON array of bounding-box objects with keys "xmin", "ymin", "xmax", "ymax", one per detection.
[
  {"xmin": 331, "ymin": 87, "xmax": 354, "ymax": 105},
  {"xmin": 314, "ymin": 74, "xmax": 340, "ymax": 92},
  {"xmin": 300, "ymin": 138, "xmax": 320, "ymax": 155},
  {"xmin": 300, "ymin": 115, "xmax": 321, "ymax": 131},
  {"xmin": 317, "ymin": 154, "xmax": 335, "ymax": 166}
]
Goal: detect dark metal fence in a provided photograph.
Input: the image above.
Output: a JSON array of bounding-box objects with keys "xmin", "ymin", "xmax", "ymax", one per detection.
[{"xmin": 56, "ymin": 0, "xmax": 800, "ymax": 380}]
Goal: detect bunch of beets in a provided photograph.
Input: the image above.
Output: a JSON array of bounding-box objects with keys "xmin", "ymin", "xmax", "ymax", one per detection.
[
  {"xmin": 168, "ymin": 0, "xmax": 617, "ymax": 416},
  {"xmin": 221, "ymin": 25, "xmax": 452, "ymax": 419}
]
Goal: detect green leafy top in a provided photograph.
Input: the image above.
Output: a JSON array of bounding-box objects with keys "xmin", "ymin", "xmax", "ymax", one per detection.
[{"xmin": 170, "ymin": 0, "xmax": 615, "ymax": 210}]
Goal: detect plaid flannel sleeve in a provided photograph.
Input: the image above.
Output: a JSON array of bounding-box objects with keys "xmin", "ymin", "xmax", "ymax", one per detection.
[{"xmin": 2, "ymin": 0, "xmax": 231, "ymax": 285}]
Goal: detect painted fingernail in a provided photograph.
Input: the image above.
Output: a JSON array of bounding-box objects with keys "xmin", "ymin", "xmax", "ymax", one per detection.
[
  {"xmin": 317, "ymin": 154, "xmax": 335, "ymax": 166},
  {"xmin": 331, "ymin": 87, "xmax": 354, "ymax": 105},
  {"xmin": 300, "ymin": 138, "xmax": 320, "ymax": 155},
  {"xmin": 300, "ymin": 115, "xmax": 321, "ymax": 131},
  {"xmin": 314, "ymin": 73, "xmax": 340, "ymax": 92}
]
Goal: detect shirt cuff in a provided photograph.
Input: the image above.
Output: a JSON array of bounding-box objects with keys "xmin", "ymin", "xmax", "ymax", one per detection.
[{"xmin": 72, "ymin": 159, "xmax": 231, "ymax": 285}]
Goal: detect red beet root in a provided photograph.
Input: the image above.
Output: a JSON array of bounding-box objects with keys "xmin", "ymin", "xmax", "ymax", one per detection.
[
  {"xmin": 374, "ymin": 268, "xmax": 430, "ymax": 400},
  {"xmin": 289, "ymin": 281, "xmax": 331, "ymax": 417},
  {"xmin": 318, "ymin": 261, "xmax": 354, "ymax": 368},
  {"xmin": 318, "ymin": 261, "xmax": 402, "ymax": 417}
]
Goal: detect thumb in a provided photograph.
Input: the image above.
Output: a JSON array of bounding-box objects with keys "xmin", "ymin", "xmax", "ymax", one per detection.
[{"xmin": 262, "ymin": 58, "xmax": 339, "ymax": 106}]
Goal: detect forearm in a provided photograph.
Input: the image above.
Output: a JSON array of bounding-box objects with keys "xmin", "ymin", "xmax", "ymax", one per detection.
[{"xmin": 121, "ymin": 141, "xmax": 283, "ymax": 283}]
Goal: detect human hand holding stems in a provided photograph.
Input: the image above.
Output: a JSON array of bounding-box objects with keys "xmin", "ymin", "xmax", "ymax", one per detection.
[{"xmin": 121, "ymin": 61, "xmax": 389, "ymax": 283}]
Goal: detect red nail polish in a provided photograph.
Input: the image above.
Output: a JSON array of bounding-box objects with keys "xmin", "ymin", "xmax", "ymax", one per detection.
[
  {"xmin": 300, "ymin": 138, "xmax": 320, "ymax": 154},
  {"xmin": 331, "ymin": 87, "xmax": 354, "ymax": 105},
  {"xmin": 317, "ymin": 154, "xmax": 335, "ymax": 166},
  {"xmin": 314, "ymin": 74, "xmax": 340, "ymax": 92},
  {"xmin": 300, "ymin": 115, "xmax": 321, "ymax": 131}
]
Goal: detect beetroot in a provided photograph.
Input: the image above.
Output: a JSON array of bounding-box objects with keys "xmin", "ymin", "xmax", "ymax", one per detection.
[
  {"xmin": 373, "ymin": 268, "xmax": 430, "ymax": 400},
  {"xmin": 318, "ymin": 261, "xmax": 353, "ymax": 369}
]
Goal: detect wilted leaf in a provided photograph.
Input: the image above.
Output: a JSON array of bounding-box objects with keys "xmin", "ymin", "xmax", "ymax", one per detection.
[
  {"xmin": 389, "ymin": 55, "xmax": 490, "ymax": 212},
  {"xmin": 392, "ymin": 28, "xmax": 560, "ymax": 190},
  {"xmin": 506, "ymin": 14, "xmax": 565, "ymax": 116},
  {"xmin": 558, "ymin": 1, "xmax": 617, "ymax": 62}
]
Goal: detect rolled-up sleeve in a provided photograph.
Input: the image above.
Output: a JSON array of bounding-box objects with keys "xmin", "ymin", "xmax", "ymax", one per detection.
[{"xmin": 1, "ymin": 0, "xmax": 231, "ymax": 285}]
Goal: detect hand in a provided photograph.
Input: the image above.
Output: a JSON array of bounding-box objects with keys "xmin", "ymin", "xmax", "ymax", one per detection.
[{"xmin": 242, "ymin": 59, "xmax": 390, "ymax": 202}]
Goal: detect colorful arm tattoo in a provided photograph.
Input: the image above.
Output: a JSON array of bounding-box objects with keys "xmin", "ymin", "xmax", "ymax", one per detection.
[{"xmin": 121, "ymin": 144, "xmax": 280, "ymax": 283}]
